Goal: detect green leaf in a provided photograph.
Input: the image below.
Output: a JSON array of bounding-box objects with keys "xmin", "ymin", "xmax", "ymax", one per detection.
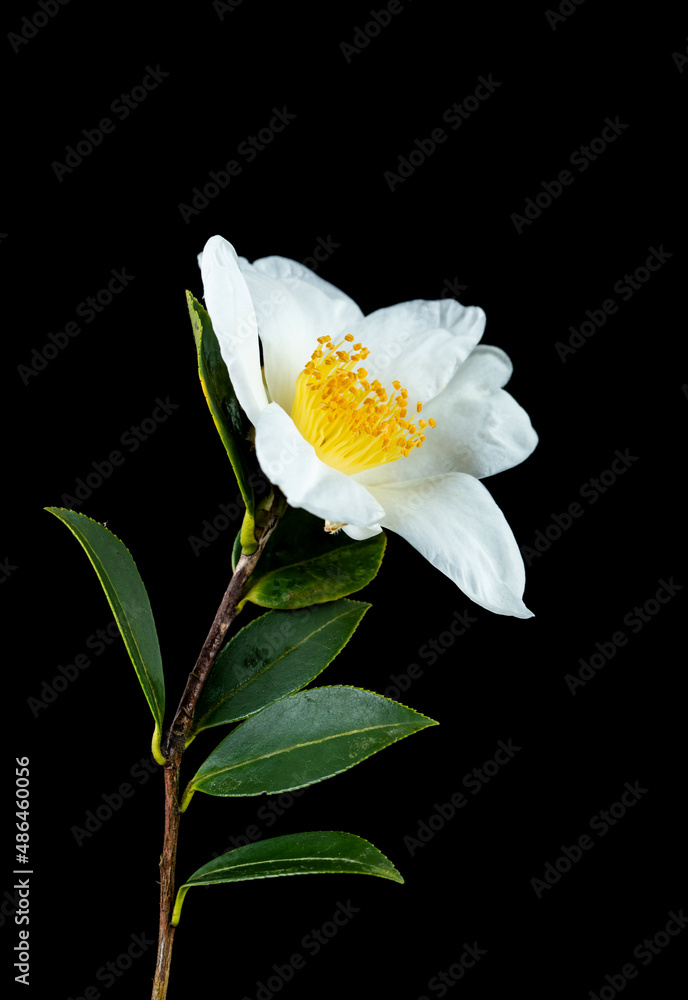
[
  {"xmin": 190, "ymin": 599, "xmax": 370, "ymax": 738},
  {"xmin": 45, "ymin": 508, "xmax": 166, "ymax": 763},
  {"xmin": 241, "ymin": 507, "xmax": 386, "ymax": 609},
  {"xmin": 182, "ymin": 686, "xmax": 436, "ymax": 807},
  {"xmin": 172, "ymin": 830, "xmax": 403, "ymax": 924},
  {"xmin": 187, "ymin": 290, "xmax": 256, "ymax": 523}
]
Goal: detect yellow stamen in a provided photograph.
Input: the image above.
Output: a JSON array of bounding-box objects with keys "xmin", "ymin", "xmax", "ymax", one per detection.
[{"xmin": 290, "ymin": 335, "xmax": 437, "ymax": 475}]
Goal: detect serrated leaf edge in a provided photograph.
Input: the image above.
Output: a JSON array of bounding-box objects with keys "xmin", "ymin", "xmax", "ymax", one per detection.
[
  {"xmin": 172, "ymin": 829, "xmax": 403, "ymax": 924},
  {"xmin": 191, "ymin": 600, "xmax": 371, "ymax": 735},
  {"xmin": 44, "ymin": 507, "xmax": 165, "ymax": 734},
  {"xmin": 245, "ymin": 532, "xmax": 387, "ymax": 607},
  {"xmin": 186, "ymin": 685, "xmax": 438, "ymax": 802}
]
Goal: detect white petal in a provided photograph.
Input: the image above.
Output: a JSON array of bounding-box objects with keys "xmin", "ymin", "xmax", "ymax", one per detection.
[
  {"xmin": 251, "ymin": 255, "xmax": 364, "ymax": 330},
  {"xmin": 254, "ymin": 403, "xmax": 384, "ymax": 527},
  {"xmin": 355, "ymin": 345, "xmax": 538, "ymax": 488},
  {"xmin": 368, "ymin": 473, "xmax": 533, "ymax": 618},
  {"xmin": 341, "ymin": 523, "xmax": 382, "ymax": 541},
  {"xmin": 237, "ymin": 256, "xmax": 364, "ymax": 414},
  {"xmin": 339, "ymin": 298, "xmax": 486, "ymax": 405},
  {"xmin": 200, "ymin": 236, "xmax": 268, "ymax": 427}
]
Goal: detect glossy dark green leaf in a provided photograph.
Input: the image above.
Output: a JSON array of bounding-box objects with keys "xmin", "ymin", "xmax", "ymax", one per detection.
[
  {"xmin": 182, "ymin": 686, "xmax": 436, "ymax": 807},
  {"xmin": 187, "ymin": 290, "xmax": 256, "ymax": 521},
  {"xmin": 241, "ymin": 507, "xmax": 385, "ymax": 609},
  {"xmin": 172, "ymin": 830, "xmax": 403, "ymax": 924},
  {"xmin": 45, "ymin": 508, "xmax": 166, "ymax": 762},
  {"xmin": 190, "ymin": 600, "xmax": 370, "ymax": 738}
]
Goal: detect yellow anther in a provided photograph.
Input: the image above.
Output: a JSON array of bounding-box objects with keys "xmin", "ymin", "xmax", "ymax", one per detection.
[
  {"xmin": 428, "ymin": 417, "xmax": 437, "ymax": 428},
  {"xmin": 419, "ymin": 419, "xmax": 427, "ymax": 430},
  {"xmin": 291, "ymin": 335, "xmax": 436, "ymax": 476}
]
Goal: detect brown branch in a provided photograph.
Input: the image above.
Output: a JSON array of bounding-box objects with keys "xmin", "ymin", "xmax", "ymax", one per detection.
[
  {"xmin": 151, "ymin": 766, "xmax": 180, "ymax": 999},
  {"xmin": 150, "ymin": 501, "xmax": 283, "ymax": 999}
]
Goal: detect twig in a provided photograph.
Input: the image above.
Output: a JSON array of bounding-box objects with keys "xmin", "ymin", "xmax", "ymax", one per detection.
[{"xmin": 151, "ymin": 501, "xmax": 283, "ymax": 999}]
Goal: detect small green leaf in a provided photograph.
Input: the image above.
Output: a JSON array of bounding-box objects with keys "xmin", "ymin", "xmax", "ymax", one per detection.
[
  {"xmin": 45, "ymin": 508, "xmax": 166, "ymax": 762},
  {"xmin": 182, "ymin": 686, "xmax": 436, "ymax": 807},
  {"xmin": 241, "ymin": 507, "xmax": 385, "ymax": 609},
  {"xmin": 187, "ymin": 290, "xmax": 256, "ymax": 519},
  {"xmin": 190, "ymin": 599, "xmax": 370, "ymax": 738},
  {"xmin": 172, "ymin": 830, "xmax": 403, "ymax": 924}
]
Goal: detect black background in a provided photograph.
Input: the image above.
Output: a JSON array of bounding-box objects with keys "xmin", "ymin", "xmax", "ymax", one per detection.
[{"xmin": 3, "ymin": 1, "xmax": 686, "ymax": 998}]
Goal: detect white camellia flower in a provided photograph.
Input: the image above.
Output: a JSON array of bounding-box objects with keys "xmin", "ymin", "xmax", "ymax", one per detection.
[{"xmin": 200, "ymin": 235, "xmax": 538, "ymax": 618}]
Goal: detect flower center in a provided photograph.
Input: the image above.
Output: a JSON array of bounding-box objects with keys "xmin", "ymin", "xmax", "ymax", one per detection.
[{"xmin": 290, "ymin": 334, "xmax": 436, "ymax": 476}]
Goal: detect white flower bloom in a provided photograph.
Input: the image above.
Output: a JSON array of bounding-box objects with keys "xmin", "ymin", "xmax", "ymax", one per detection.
[{"xmin": 200, "ymin": 235, "xmax": 538, "ymax": 618}]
